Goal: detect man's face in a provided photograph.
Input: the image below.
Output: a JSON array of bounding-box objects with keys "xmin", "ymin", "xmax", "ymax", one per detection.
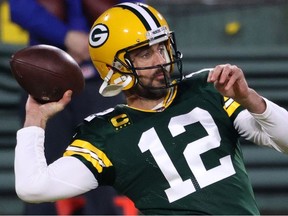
[{"xmin": 128, "ymin": 43, "xmax": 171, "ymax": 99}]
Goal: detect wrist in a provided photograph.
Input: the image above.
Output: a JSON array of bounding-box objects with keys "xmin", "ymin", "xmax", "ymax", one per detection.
[
  {"xmin": 236, "ymin": 88, "xmax": 266, "ymax": 114},
  {"xmin": 24, "ymin": 115, "xmax": 48, "ymax": 129}
]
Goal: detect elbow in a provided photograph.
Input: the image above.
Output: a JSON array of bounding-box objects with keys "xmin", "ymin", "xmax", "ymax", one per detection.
[
  {"xmin": 16, "ymin": 190, "xmax": 38, "ymax": 203},
  {"xmin": 15, "ymin": 187, "xmax": 39, "ymax": 203},
  {"xmin": 15, "ymin": 182, "xmax": 49, "ymax": 203}
]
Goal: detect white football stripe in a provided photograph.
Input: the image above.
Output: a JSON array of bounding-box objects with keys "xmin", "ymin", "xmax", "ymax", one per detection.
[
  {"xmin": 118, "ymin": 2, "xmax": 158, "ymax": 30},
  {"xmin": 66, "ymin": 146, "xmax": 106, "ymax": 167}
]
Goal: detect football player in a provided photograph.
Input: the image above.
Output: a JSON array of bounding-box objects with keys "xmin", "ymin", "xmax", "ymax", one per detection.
[{"xmin": 15, "ymin": 2, "xmax": 288, "ymax": 215}]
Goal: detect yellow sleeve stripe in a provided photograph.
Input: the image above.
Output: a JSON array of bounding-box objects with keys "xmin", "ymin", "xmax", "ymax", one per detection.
[
  {"xmin": 63, "ymin": 139, "xmax": 112, "ymax": 173},
  {"xmin": 223, "ymin": 97, "xmax": 240, "ymax": 117}
]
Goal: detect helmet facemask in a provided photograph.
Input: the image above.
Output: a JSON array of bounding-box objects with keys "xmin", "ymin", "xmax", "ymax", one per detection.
[{"xmin": 112, "ymin": 29, "xmax": 183, "ymax": 93}]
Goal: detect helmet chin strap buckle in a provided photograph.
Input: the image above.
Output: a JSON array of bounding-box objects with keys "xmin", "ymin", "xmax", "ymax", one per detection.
[{"xmin": 99, "ymin": 69, "xmax": 132, "ymax": 97}]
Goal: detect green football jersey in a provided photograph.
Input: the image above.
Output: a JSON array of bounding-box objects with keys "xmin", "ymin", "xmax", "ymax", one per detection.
[{"xmin": 64, "ymin": 70, "xmax": 260, "ymax": 215}]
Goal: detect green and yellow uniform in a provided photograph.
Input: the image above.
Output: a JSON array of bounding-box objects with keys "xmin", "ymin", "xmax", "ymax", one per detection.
[{"xmin": 64, "ymin": 70, "xmax": 259, "ymax": 215}]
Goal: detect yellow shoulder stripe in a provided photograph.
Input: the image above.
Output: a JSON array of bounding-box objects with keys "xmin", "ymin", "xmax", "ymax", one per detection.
[
  {"xmin": 63, "ymin": 139, "xmax": 112, "ymax": 173},
  {"xmin": 223, "ymin": 97, "xmax": 240, "ymax": 117}
]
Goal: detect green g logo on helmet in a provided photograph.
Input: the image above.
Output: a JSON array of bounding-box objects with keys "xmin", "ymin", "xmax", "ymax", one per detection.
[{"xmin": 89, "ymin": 24, "xmax": 109, "ymax": 48}]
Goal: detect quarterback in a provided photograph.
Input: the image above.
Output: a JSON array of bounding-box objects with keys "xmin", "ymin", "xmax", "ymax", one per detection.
[{"xmin": 15, "ymin": 2, "xmax": 288, "ymax": 215}]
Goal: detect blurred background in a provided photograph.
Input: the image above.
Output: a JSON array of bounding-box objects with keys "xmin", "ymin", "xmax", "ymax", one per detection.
[{"xmin": 1, "ymin": 0, "xmax": 288, "ymax": 214}]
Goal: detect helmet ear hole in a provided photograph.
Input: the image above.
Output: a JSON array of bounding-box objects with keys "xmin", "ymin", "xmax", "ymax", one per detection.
[{"xmin": 113, "ymin": 74, "xmax": 135, "ymax": 91}]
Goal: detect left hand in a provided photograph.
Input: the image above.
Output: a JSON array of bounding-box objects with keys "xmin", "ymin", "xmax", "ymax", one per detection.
[
  {"xmin": 207, "ymin": 64, "xmax": 266, "ymax": 114},
  {"xmin": 207, "ymin": 64, "xmax": 249, "ymax": 101}
]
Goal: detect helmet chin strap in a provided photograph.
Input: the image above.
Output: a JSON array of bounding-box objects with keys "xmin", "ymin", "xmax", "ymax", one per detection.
[{"xmin": 99, "ymin": 69, "xmax": 132, "ymax": 97}]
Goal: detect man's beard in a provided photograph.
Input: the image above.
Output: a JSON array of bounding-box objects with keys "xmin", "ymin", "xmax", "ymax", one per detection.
[
  {"xmin": 130, "ymin": 83, "xmax": 169, "ymax": 100},
  {"xmin": 130, "ymin": 69, "xmax": 170, "ymax": 100}
]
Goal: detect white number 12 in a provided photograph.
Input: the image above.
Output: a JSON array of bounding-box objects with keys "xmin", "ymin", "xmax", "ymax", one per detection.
[{"xmin": 138, "ymin": 108, "xmax": 235, "ymax": 203}]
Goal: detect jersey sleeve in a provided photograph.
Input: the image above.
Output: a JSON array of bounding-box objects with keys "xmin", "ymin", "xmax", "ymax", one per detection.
[
  {"xmin": 222, "ymin": 96, "xmax": 244, "ymax": 121},
  {"xmin": 63, "ymin": 114, "xmax": 116, "ymax": 186}
]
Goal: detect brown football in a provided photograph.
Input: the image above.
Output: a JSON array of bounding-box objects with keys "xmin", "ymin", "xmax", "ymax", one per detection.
[{"xmin": 10, "ymin": 44, "xmax": 85, "ymax": 103}]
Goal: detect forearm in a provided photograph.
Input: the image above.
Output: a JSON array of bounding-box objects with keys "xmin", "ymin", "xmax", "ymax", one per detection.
[
  {"xmin": 250, "ymin": 98, "xmax": 288, "ymax": 152},
  {"xmin": 15, "ymin": 127, "xmax": 98, "ymax": 202},
  {"xmin": 235, "ymin": 98, "xmax": 288, "ymax": 153}
]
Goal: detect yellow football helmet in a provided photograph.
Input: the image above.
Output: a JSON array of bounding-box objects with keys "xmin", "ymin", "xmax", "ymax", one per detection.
[{"xmin": 89, "ymin": 2, "xmax": 183, "ymax": 96}]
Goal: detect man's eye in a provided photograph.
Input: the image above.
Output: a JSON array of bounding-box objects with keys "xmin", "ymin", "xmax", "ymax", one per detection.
[
  {"xmin": 140, "ymin": 51, "xmax": 151, "ymax": 59},
  {"xmin": 158, "ymin": 46, "xmax": 165, "ymax": 53}
]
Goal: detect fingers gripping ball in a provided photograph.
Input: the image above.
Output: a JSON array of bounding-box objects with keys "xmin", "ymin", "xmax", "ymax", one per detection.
[{"xmin": 10, "ymin": 44, "xmax": 85, "ymax": 103}]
